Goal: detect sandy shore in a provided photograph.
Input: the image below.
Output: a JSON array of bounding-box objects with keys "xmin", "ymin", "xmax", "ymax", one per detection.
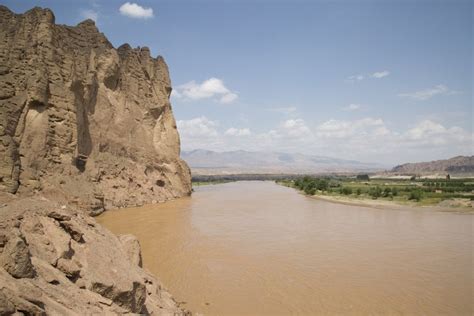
[{"xmin": 307, "ymin": 193, "xmax": 474, "ymax": 214}]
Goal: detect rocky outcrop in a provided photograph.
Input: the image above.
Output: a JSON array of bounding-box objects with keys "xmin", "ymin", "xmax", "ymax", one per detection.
[
  {"xmin": 0, "ymin": 6, "xmax": 191, "ymax": 215},
  {"xmin": 0, "ymin": 195, "xmax": 190, "ymax": 315},
  {"xmin": 0, "ymin": 5, "xmax": 193, "ymax": 315}
]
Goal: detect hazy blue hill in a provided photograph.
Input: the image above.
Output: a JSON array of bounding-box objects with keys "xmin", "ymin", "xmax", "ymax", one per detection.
[{"xmin": 182, "ymin": 149, "xmax": 387, "ymax": 174}]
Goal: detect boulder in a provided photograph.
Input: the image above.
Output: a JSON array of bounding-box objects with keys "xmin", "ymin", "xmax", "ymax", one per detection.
[
  {"xmin": 0, "ymin": 233, "xmax": 35, "ymax": 278},
  {"xmin": 119, "ymin": 234, "xmax": 143, "ymax": 267}
]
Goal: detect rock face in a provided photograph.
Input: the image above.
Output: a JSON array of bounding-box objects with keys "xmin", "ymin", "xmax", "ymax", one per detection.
[
  {"xmin": 0, "ymin": 5, "xmax": 193, "ymax": 315},
  {"xmin": 0, "ymin": 197, "xmax": 190, "ymax": 315},
  {"xmin": 0, "ymin": 6, "xmax": 191, "ymax": 214}
]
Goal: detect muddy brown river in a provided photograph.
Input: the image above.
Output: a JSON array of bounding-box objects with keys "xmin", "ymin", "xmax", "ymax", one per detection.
[{"xmin": 98, "ymin": 181, "xmax": 473, "ymax": 315}]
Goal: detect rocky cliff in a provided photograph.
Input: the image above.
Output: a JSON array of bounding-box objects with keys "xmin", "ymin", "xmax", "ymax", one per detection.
[
  {"xmin": 0, "ymin": 5, "xmax": 192, "ymax": 315},
  {"xmin": 0, "ymin": 6, "xmax": 191, "ymax": 215}
]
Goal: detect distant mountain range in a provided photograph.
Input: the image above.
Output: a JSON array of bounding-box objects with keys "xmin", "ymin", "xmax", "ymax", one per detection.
[
  {"xmin": 181, "ymin": 149, "xmax": 387, "ymax": 175},
  {"xmin": 390, "ymin": 156, "xmax": 474, "ymax": 176},
  {"xmin": 182, "ymin": 150, "xmax": 474, "ymax": 176}
]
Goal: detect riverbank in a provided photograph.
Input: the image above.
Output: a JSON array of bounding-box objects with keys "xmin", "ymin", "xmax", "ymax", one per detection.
[
  {"xmin": 0, "ymin": 192, "xmax": 190, "ymax": 315},
  {"xmin": 276, "ymin": 181, "xmax": 473, "ymax": 213},
  {"xmin": 192, "ymin": 180, "xmax": 234, "ymax": 187},
  {"xmin": 307, "ymin": 192, "xmax": 474, "ymax": 213}
]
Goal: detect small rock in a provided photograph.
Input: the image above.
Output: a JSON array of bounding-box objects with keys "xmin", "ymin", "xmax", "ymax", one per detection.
[
  {"xmin": 59, "ymin": 221, "xmax": 84, "ymax": 243},
  {"xmin": 56, "ymin": 258, "xmax": 81, "ymax": 281},
  {"xmin": 76, "ymin": 279, "xmax": 87, "ymax": 289},
  {"xmin": 0, "ymin": 235, "xmax": 7, "ymax": 247},
  {"xmin": 118, "ymin": 234, "xmax": 143, "ymax": 267},
  {"xmin": 47, "ymin": 211, "xmax": 71, "ymax": 221},
  {"xmin": 98, "ymin": 297, "xmax": 113, "ymax": 306},
  {"xmin": 0, "ymin": 235, "xmax": 35, "ymax": 278}
]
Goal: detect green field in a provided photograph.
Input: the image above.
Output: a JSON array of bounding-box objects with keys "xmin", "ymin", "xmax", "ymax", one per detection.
[{"xmin": 277, "ymin": 176, "xmax": 474, "ymax": 207}]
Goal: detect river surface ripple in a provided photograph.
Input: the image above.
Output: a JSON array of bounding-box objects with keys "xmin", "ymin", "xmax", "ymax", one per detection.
[{"xmin": 98, "ymin": 181, "xmax": 473, "ymax": 315}]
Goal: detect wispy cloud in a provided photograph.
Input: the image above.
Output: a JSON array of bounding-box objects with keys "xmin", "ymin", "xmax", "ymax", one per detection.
[
  {"xmin": 225, "ymin": 128, "xmax": 251, "ymax": 136},
  {"xmin": 119, "ymin": 2, "xmax": 154, "ymax": 19},
  {"xmin": 371, "ymin": 70, "xmax": 390, "ymax": 78},
  {"xmin": 343, "ymin": 103, "xmax": 362, "ymax": 111},
  {"xmin": 346, "ymin": 74, "xmax": 365, "ymax": 82},
  {"xmin": 172, "ymin": 77, "xmax": 238, "ymax": 104},
  {"xmin": 316, "ymin": 118, "xmax": 390, "ymax": 139},
  {"xmin": 347, "ymin": 70, "xmax": 390, "ymax": 82},
  {"xmin": 399, "ymin": 84, "xmax": 460, "ymax": 101},
  {"xmin": 80, "ymin": 9, "xmax": 98, "ymax": 22},
  {"xmin": 220, "ymin": 92, "xmax": 238, "ymax": 104}
]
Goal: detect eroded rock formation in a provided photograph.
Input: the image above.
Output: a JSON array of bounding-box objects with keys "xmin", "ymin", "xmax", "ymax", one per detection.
[
  {"xmin": 0, "ymin": 5, "xmax": 193, "ymax": 315},
  {"xmin": 0, "ymin": 198, "xmax": 190, "ymax": 315},
  {"xmin": 0, "ymin": 6, "xmax": 191, "ymax": 214}
]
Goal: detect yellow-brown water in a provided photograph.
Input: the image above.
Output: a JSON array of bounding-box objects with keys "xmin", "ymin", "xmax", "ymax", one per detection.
[{"xmin": 98, "ymin": 181, "xmax": 473, "ymax": 315}]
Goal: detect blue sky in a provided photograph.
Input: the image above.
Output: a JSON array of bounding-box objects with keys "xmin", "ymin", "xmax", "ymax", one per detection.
[{"xmin": 3, "ymin": 0, "xmax": 472, "ymax": 164}]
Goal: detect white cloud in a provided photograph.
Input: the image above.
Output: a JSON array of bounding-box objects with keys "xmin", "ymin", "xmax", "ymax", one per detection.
[
  {"xmin": 177, "ymin": 115, "xmax": 472, "ymax": 164},
  {"xmin": 281, "ymin": 119, "xmax": 312, "ymax": 138},
  {"xmin": 220, "ymin": 92, "xmax": 238, "ymax": 104},
  {"xmin": 177, "ymin": 116, "xmax": 218, "ymax": 138},
  {"xmin": 316, "ymin": 118, "xmax": 389, "ymax": 139},
  {"xmin": 347, "ymin": 70, "xmax": 390, "ymax": 82},
  {"xmin": 404, "ymin": 120, "xmax": 446, "ymax": 140},
  {"xmin": 80, "ymin": 9, "xmax": 98, "ymax": 22},
  {"xmin": 225, "ymin": 128, "xmax": 251, "ymax": 136},
  {"xmin": 181, "ymin": 78, "xmax": 228, "ymax": 99},
  {"xmin": 119, "ymin": 2, "xmax": 154, "ymax": 19},
  {"xmin": 343, "ymin": 103, "xmax": 361, "ymax": 111},
  {"xmin": 371, "ymin": 70, "xmax": 390, "ymax": 78},
  {"xmin": 312, "ymin": 118, "xmax": 471, "ymax": 162},
  {"xmin": 399, "ymin": 84, "xmax": 459, "ymax": 101},
  {"xmin": 346, "ymin": 74, "xmax": 364, "ymax": 82},
  {"xmin": 402, "ymin": 120, "xmax": 471, "ymax": 147},
  {"xmin": 170, "ymin": 89, "xmax": 182, "ymax": 98},
  {"xmin": 173, "ymin": 78, "xmax": 238, "ymax": 104}
]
